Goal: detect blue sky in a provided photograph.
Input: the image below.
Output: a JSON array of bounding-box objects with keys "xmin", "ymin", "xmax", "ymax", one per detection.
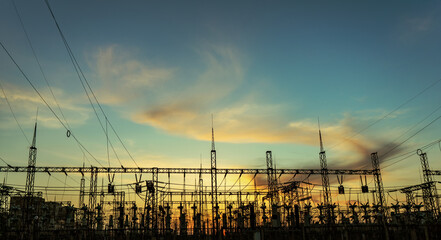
[{"xmin": 1, "ymin": 0, "xmax": 441, "ymax": 205}]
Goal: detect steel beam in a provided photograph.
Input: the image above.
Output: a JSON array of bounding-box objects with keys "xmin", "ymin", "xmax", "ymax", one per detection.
[{"xmin": 0, "ymin": 166, "xmax": 375, "ymax": 175}]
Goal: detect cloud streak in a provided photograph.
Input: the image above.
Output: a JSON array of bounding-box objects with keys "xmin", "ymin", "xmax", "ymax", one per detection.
[
  {"xmin": 91, "ymin": 44, "xmax": 409, "ymax": 169},
  {"xmin": 0, "ymin": 81, "xmax": 90, "ymax": 129},
  {"xmin": 93, "ymin": 45, "xmax": 175, "ymax": 105}
]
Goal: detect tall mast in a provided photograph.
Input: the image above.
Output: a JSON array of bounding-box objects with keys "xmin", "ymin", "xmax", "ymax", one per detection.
[
  {"xmin": 210, "ymin": 114, "xmax": 218, "ymax": 234},
  {"xmin": 318, "ymin": 119, "xmax": 332, "ymax": 223},
  {"xmin": 25, "ymin": 121, "xmax": 37, "ymax": 196}
]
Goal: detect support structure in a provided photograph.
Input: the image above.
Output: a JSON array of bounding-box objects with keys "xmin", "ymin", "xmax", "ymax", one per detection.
[
  {"xmin": 25, "ymin": 122, "xmax": 38, "ymax": 196},
  {"xmin": 393, "ymin": 182, "xmax": 436, "ymax": 206},
  {"xmin": 89, "ymin": 167, "xmax": 98, "ymax": 211},
  {"xmin": 152, "ymin": 167, "xmax": 159, "ymax": 232},
  {"xmin": 266, "ymin": 151, "xmax": 278, "ymax": 206},
  {"xmin": 210, "ymin": 121, "xmax": 219, "ymax": 234},
  {"xmin": 417, "ymin": 149, "xmax": 439, "ymax": 217},
  {"xmin": 371, "ymin": 152, "xmax": 385, "ymax": 218},
  {"xmin": 319, "ymin": 129, "xmax": 332, "ymax": 223},
  {"xmin": 79, "ymin": 169, "xmax": 85, "ymax": 207},
  {"xmin": 0, "ymin": 166, "xmax": 375, "ymax": 175}
]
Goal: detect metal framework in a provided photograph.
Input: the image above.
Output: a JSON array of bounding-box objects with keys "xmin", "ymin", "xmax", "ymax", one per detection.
[
  {"xmin": 266, "ymin": 151, "xmax": 278, "ymax": 205},
  {"xmin": 152, "ymin": 167, "xmax": 159, "ymax": 231},
  {"xmin": 429, "ymin": 170, "xmax": 441, "ymax": 175},
  {"xmin": 391, "ymin": 182, "xmax": 437, "ymax": 206},
  {"xmin": 418, "ymin": 149, "xmax": 439, "ymax": 216},
  {"xmin": 0, "ymin": 166, "xmax": 375, "ymax": 175},
  {"xmin": 25, "ymin": 123, "xmax": 38, "ymax": 196},
  {"xmin": 319, "ymin": 129, "xmax": 332, "ymax": 223},
  {"xmin": 210, "ymin": 124, "xmax": 218, "ymax": 234},
  {"xmin": 88, "ymin": 167, "xmax": 98, "ymax": 211},
  {"xmin": 79, "ymin": 171, "xmax": 85, "ymax": 207},
  {"xmin": 371, "ymin": 152, "xmax": 385, "ymax": 217}
]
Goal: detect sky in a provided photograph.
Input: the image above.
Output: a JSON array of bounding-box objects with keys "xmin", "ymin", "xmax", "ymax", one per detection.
[{"xmin": 1, "ymin": 0, "xmax": 441, "ymax": 206}]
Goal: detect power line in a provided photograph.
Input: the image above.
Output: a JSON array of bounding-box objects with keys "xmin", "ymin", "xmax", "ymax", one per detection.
[
  {"xmin": 44, "ymin": 0, "xmax": 139, "ymax": 168},
  {"xmin": 386, "ymin": 102, "xmax": 441, "ymax": 150},
  {"xmin": 382, "ymin": 138, "xmax": 441, "ymax": 169},
  {"xmin": 0, "ymin": 80, "xmax": 30, "ymax": 145},
  {"xmin": 0, "ymin": 156, "xmax": 12, "ymax": 167},
  {"xmin": 380, "ymin": 113, "xmax": 441, "ymax": 159},
  {"xmin": 330, "ymin": 78, "xmax": 441, "ymax": 150},
  {"xmin": 11, "ymin": 0, "xmax": 92, "ymax": 163},
  {"xmin": 0, "ymin": 40, "xmax": 104, "ymax": 167}
]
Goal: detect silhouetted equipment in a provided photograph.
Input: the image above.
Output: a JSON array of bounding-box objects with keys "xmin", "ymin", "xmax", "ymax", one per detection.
[
  {"xmin": 25, "ymin": 122, "xmax": 38, "ymax": 197},
  {"xmin": 146, "ymin": 180, "xmax": 155, "ymax": 193},
  {"xmin": 417, "ymin": 149, "xmax": 439, "ymax": 217},
  {"xmin": 337, "ymin": 175, "xmax": 344, "ymax": 194},
  {"xmin": 210, "ymin": 118, "xmax": 219, "ymax": 235},
  {"xmin": 79, "ymin": 163, "xmax": 85, "ymax": 206},
  {"xmin": 2, "ymin": 147, "xmax": 441, "ymax": 239},
  {"xmin": 371, "ymin": 152, "xmax": 386, "ymax": 218},
  {"xmin": 361, "ymin": 175, "xmax": 369, "ymax": 193},
  {"xmin": 89, "ymin": 167, "xmax": 98, "ymax": 211},
  {"xmin": 266, "ymin": 151, "xmax": 278, "ymax": 205},
  {"xmin": 319, "ymin": 128, "xmax": 332, "ymax": 223},
  {"xmin": 108, "ymin": 183, "xmax": 115, "ymax": 194}
]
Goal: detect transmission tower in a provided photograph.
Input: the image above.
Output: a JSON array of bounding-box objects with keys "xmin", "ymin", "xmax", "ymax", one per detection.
[
  {"xmin": 266, "ymin": 151, "xmax": 277, "ymax": 206},
  {"xmin": 89, "ymin": 167, "xmax": 98, "ymax": 210},
  {"xmin": 152, "ymin": 167, "xmax": 159, "ymax": 232},
  {"xmin": 371, "ymin": 152, "xmax": 386, "ymax": 218},
  {"xmin": 210, "ymin": 117, "xmax": 218, "ymax": 234},
  {"xmin": 417, "ymin": 149, "xmax": 439, "ymax": 217},
  {"xmin": 79, "ymin": 163, "xmax": 85, "ymax": 207},
  {"xmin": 318, "ymin": 128, "xmax": 331, "ymax": 223},
  {"xmin": 199, "ymin": 162, "xmax": 204, "ymax": 216},
  {"xmin": 25, "ymin": 122, "xmax": 37, "ymax": 196}
]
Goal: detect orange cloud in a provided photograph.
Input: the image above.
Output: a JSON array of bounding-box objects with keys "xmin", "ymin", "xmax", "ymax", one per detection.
[{"xmin": 89, "ymin": 44, "xmax": 408, "ymax": 170}]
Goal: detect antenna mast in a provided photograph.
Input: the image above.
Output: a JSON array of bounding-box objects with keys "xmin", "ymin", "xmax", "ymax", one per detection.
[
  {"xmin": 210, "ymin": 114, "xmax": 219, "ymax": 235},
  {"xmin": 318, "ymin": 119, "xmax": 332, "ymax": 223},
  {"xmin": 25, "ymin": 119, "xmax": 38, "ymax": 196}
]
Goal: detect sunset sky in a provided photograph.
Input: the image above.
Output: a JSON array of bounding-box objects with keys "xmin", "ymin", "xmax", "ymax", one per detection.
[{"xmin": 1, "ymin": 1, "xmax": 441, "ymax": 205}]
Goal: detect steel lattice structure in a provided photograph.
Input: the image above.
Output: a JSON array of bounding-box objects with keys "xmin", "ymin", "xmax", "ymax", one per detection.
[
  {"xmin": 418, "ymin": 149, "xmax": 439, "ymax": 216},
  {"xmin": 0, "ymin": 166, "xmax": 375, "ymax": 175},
  {"xmin": 25, "ymin": 123, "xmax": 38, "ymax": 196}
]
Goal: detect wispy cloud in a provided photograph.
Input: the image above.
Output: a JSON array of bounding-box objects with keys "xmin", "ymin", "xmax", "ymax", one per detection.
[
  {"xmin": 407, "ymin": 16, "xmax": 433, "ymax": 32},
  {"xmin": 92, "ymin": 45, "xmax": 175, "ymax": 105},
  {"xmin": 399, "ymin": 13, "xmax": 439, "ymax": 43},
  {"xmin": 90, "ymin": 44, "xmax": 408, "ymax": 168},
  {"xmin": 135, "ymin": 101, "xmax": 406, "ymax": 165},
  {"xmin": 0, "ymin": 81, "xmax": 90, "ymax": 129}
]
